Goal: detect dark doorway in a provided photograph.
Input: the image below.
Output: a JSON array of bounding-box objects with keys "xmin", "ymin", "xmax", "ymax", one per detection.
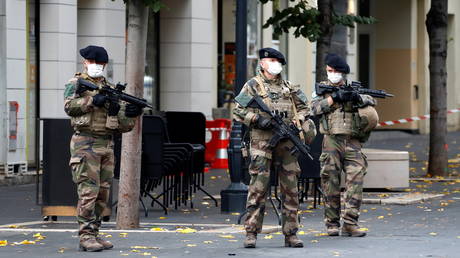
[{"xmin": 358, "ymin": 34, "xmax": 370, "ymax": 88}]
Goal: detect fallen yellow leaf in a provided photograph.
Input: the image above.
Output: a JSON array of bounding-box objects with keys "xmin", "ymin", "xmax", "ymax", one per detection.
[
  {"xmin": 0, "ymin": 240, "xmax": 8, "ymax": 246},
  {"xmin": 150, "ymin": 227, "xmax": 167, "ymax": 232},
  {"xmin": 131, "ymin": 246, "xmax": 148, "ymax": 249},
  {"xmin": 218, "ymin": 234, "xmax": 235, "ymax": 239},
  {"xmin": 298, "ymin": 231, "xmax": 305, "ymax": 235},
  {"xmin": 429, "ymin": 232, "xmax": 438, "ymax": 236},
  {"xmin": 273, "ymin": 232, "xmax": 282, "ymax": 235},
  {"xmin": 139, "ymin": 252, "xmax": 151, "ymax": 256},
  {"xmin": 362, "ymin": 209, "xmax": 368, "ymax": 213},
  {"xmin": 377, "ymin": 216, "xmax": 385, "ymax": 219},
  {"xmin": 18, "ymin": 240, "xmax": 36, "ymax": 245},
  {"xmin": 176, "ymin": 227, "xmax": 197, "ymax": 234},
  {"xmin": 359, "ymin": 228, "xmax": 369, "ymax": 232},
  {"xmin": 311, "ymin": 240, "xmax": 319, "ymax": 243},
  {"xmin": 186, "ymin": 244, "xmax": 197, "ymax": 247},
  {"xmin": 231, "ymin": 212, "xmax": 240, "ymax": 216},
  {"xmin": 8, "ymin": 225, "xmax": 18, "ymax": 228},
  {"xmin": 105, "ymin": 234, "xmax": 112, "ymax": 238},
  {"xmin": 264, "ymin": 235, "xmax": 273, "ymax": 239},
  {"xmin": 210, "ymin": 176, "xmax": 217, "ymax": 180},
  {"xmin": 119, "ymin": 233, "xmax": 128, "ymax": 237},
  {"xmin": 57, "ymin": 247, "xmax": 65, "ymax": 253},
  {"xmin": 203, "ymin": 241, "xmax": 213, "ymax": 244},
  {"xmin": 158, "ymin": 217, "xmax": 167, "ymax": 220},
  {"xmin": 314, "ymin": 233, "xmax": 328, "ymax": 237},
  {"xmin": 131, "ymin": 249, "xmax": 141, "ymax": 252}
]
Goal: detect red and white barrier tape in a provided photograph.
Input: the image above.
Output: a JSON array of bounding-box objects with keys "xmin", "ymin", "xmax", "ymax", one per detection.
[{"xmin": 378, "ymin": 108, "xmax": 460, "ymax": 127}]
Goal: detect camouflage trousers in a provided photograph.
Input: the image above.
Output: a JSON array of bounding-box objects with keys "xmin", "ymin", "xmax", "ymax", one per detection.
[
  {"xmin": 319, "ymin": 135, "xmax": 367, "ymax": 227},
  {"xmin": 245, "ymin": 140, "xmax": 300, "ymax": 236},
  {"xmin": 69, "ymin": 133, "xmax": 114, "ymax": 239}
]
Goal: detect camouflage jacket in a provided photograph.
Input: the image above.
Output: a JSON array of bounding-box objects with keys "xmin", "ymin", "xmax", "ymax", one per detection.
[
  {"xmin": 64, "ymin": 73, "xmax": 136, "ymax": 135},
  {"xmin": 233, "ymin": 72, "xmax": 311, "ymax": 146}
]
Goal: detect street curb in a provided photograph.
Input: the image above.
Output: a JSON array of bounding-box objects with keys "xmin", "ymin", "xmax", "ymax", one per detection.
[{"xmin": 362, "ymin": 193, "xmax": 445, "ymax": 205}]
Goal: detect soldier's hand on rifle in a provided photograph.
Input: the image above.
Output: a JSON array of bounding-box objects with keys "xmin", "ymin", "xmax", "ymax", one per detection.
[
  {"xmin": 255, "ymin": 115, "xmax": 273, "ymax": 130},
  {"xmin": 331, "ymin": 89, "xmax": 349, "ymax": 103},
  {"xmin": 349, "ymin": 91, "xmax": 361, "ymax": 103},
  {"xmin": 125, "ymin": 103, "xmax": 143, "ymax": 117},
  {"xmin": 108, "ymin": 101, "xmax": 120, "ymax": 116},
  {"xmin": 75, "ymin": 84, "xmax": 88, "ymax": 95},
  {"xmin": 92, "ymin": 94, "xmax": 107, "ymax": 107}
]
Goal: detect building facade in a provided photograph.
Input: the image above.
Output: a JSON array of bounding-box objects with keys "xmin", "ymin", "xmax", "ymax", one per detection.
[{"xmin": 0, "ymin": 0, "xmax": 459, "ymax": 177}]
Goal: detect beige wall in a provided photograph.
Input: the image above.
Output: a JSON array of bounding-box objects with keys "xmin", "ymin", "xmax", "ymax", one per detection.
[{"xmin": 372, "ymin": 0, "xmax": 419, "ymax": 130}]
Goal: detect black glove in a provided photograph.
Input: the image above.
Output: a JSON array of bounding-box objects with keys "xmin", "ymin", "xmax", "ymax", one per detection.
[
  {"xmin": 331, "ymin": 89, "xmax": 347, "ymax": 103},
  {"xmin": 108, "ymin": 101, "xmax": 121, "ymax": 116},
  {"xmin": 92, "ymin": 94, "xmax": 107, "ymax": 107},
  {"xmin": 349, "ymin": 91, "xmax": 361, "ymax": 103},
  {"xmin": 75, "ymin": 84, "xmax": 87, "ymax": 95},
  {"xmin": 125, "ymin": 104, "xmax": 143, "ymax": 117},
  {"xmin": 255, "ymin": 115, "xmax": 273, "ymax": 130}
]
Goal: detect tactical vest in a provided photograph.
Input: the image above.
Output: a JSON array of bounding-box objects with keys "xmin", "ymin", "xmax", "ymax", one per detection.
[
  {"xmin": 319, "ymin": 97, "xmax": 360, "ymax": 136},
  {"xmin": 70, "ymin": 73, "xmax": 119, "ymax": 135},
  {"xmin": 249, "ymin": 75, "xmax": 296, "ymax": 141}
]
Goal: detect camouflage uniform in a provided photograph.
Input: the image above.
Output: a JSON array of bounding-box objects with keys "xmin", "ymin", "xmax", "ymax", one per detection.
[
  {"xmin": 64, "ymin": 72, "xmax": 136, "ymax": 241},
  {"xmin": 311, "ymin": 81, "xmax": 376, "ymax": 228},
  {"xmin": 233, "ymin": 71, "xmax": 313, "ymax": 236}
]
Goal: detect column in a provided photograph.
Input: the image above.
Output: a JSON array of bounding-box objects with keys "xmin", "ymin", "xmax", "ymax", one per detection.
[
  {"xmin": 6, "ymin": 0, "xmax": 27, "ymax": 163},
  {"xmin": 160, "ymin": 0, "xmax": 217, "ymax": 117},
  {"xmin": 39, "ymin": 0, "xmax": 77, "ymax": 118},
  {"xmin": 0, "ymin": 0, "xmax": 7, "ymax": 169}
]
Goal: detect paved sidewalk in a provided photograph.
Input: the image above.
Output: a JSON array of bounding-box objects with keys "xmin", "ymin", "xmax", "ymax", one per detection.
[{"xmin": 0, "ymin": 131, "xmax": 459, "ymax": 257}]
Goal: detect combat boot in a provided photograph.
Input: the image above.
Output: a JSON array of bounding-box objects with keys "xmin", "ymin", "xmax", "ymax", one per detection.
[
  {"xmin": 243, "ymin": 233, "xmax": 257, "ymax": 248},
  {"xmin": 327, "ymin": 226, "xmax": 340, "ymax": 236},
  {"xmin": 96, "ymin": 237, "xmax": 114, "ymax": 250},
  {"xmin": 341, "ymin": 223, "xmax": 367, "ymax": 237},
  {"xmin": 284, "ymin": 234, "xmax": 303, "ymax": 248},
  {"xmin": 79, "ymin": 236, "xmax": 104, "ymax": 252}
]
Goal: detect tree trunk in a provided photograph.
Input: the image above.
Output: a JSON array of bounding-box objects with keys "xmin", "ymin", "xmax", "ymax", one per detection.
[
  {"xmin": 426, "ymin": 0, "xmax": 448, "ymax": 177},
  {"xmin": 116, "ymin": 0, "xmax": 149, "ymax": 229},
  {"xmin": 315, "ymin": 0, "xmax": 333, "ymax": 82}
]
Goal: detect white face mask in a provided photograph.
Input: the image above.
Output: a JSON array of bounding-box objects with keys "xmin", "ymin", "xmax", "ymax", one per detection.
[
  {"xmin": 87, "ymin": 63, "xmax": 104, "ymax": 78},
  {"xmin": 266, "ymin": 61, "xmax": 283, "ymax": 75},
  {"xmin": 327, "ymin": 71, "xmax": 343, "ymax": 84}
]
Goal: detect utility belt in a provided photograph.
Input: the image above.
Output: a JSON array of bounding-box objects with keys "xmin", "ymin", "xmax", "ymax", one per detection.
[{"xmin": 75, "ymin": 130, "xmax": 113, "ymax": 140}]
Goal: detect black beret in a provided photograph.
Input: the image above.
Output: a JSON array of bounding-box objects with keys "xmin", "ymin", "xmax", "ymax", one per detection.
[
  {"xmin": 325, "ymin": 53, "xmax": 350, "ymax": 74},
  {"xmin": 79, "ymin": 45, "xmax": 109, "ymax": 63},
  {"xmin": 259, "ymin": 47, "xmax": 286, "ymax": 65}
]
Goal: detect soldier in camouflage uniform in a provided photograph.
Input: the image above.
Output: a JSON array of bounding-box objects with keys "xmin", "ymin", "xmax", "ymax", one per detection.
[
  {"xmin": 64, "ymin": 46, "xmax": 143, "ymax": 251},
  {"xmin": 311, "ymin": 54, "xmax": 378, "ymax": 237},
  {"xmin": 233, "ymin": 48, "xmax": 316, "ymax": 248}
]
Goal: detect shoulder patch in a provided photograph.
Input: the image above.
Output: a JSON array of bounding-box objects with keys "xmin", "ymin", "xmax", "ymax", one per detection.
[
  {"xmin": 64, "ymin": 83, "xmax": 76, "ymax": 98},
  {"xmin": 234, "ymin": 90, "xmax": 254, "ymax": 108},
  {"xmin": 247, "ymin": 78, "xmax": 258, "ymax": 88}
]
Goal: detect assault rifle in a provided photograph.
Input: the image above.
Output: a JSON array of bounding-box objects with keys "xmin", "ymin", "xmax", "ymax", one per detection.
[
  {"xmin": 315, "ymin": 81, "xmax": 394, "ymax": 99},
  {"xmin": 246, "ymin": 96, "xmax": 313, "ymax": 161},
  {"xmin": 77, "ymin": 78, "xmax": 153, "ymax": 109}
]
